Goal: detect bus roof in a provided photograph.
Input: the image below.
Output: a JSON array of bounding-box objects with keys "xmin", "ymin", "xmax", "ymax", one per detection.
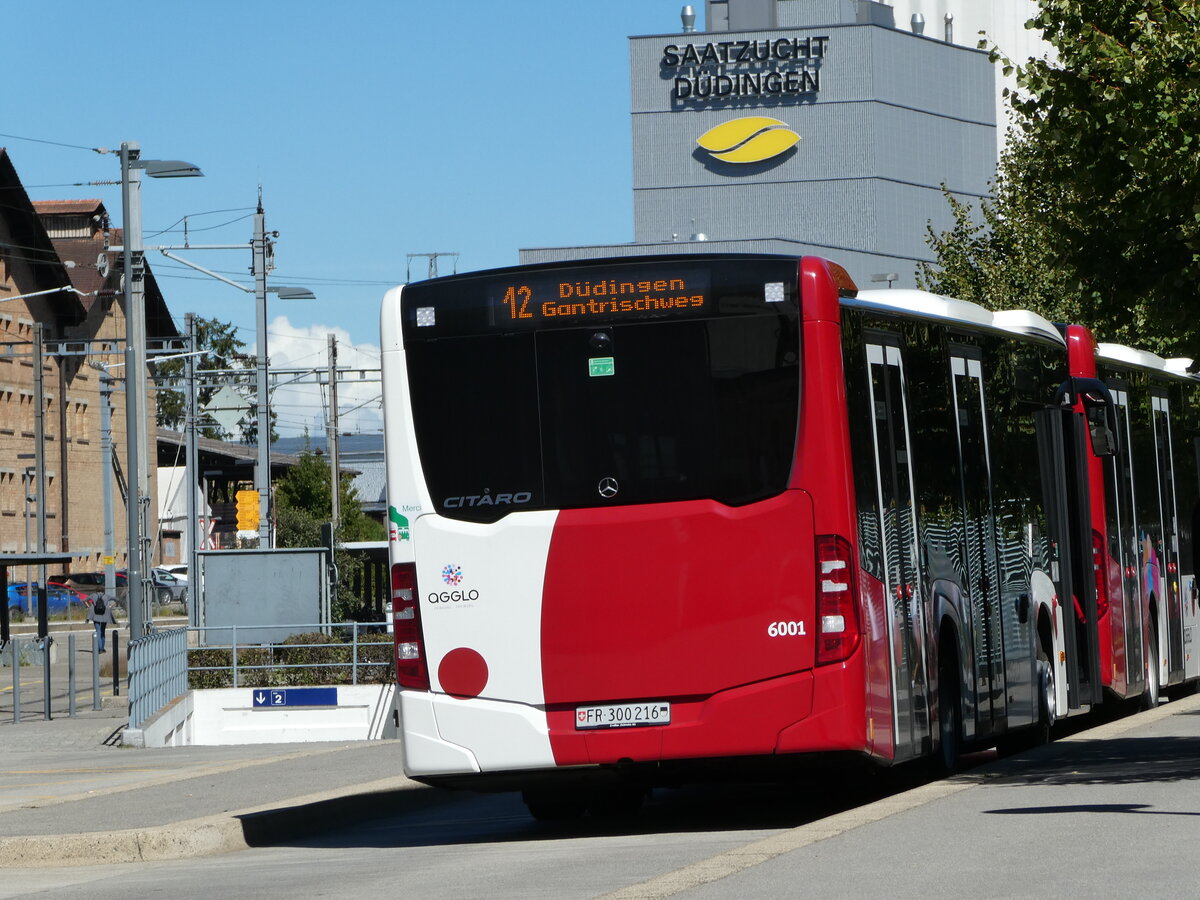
[
  {"xmin": 848, "ymin": 290, "xmax": 1064, "ymax": 346},
  {"xmin": 1098, "ymin": 342, "xmax": 1199, "ymax": 379},
  {"xmin": 1097, "ymin": 342, "xmax": 1168, "ymax": 371}
]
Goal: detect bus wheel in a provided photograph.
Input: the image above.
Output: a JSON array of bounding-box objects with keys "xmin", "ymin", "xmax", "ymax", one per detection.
[
  {"xmin": 937, "ymin": 645, "xmax": 962, "ymax": 775},
  {"xmin": 1033, "ymin": 644, "xmax": 1056, "ymax": 745},
  {"xmin": 522, "ymin": 789, "xmax": 587, "ymax": 821},
  {"xmin": 1143, "ymin": 631, "xmax": 1160, "ymax": 710}
]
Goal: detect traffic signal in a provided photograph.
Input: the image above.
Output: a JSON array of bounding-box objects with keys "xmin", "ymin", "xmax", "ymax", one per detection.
[{"xmin": 235, "ymin": 489, "xmax": 260, "ymax": 531}]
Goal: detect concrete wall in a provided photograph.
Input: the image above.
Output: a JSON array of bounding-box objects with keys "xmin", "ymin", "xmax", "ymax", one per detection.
[{"xmin": 125, "ymin": 684, "xmax": 398, "ymax": 748}]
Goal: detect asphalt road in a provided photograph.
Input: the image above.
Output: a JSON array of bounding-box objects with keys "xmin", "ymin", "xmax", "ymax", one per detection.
[{"xmin": 4, "ymin": 695, "xmax": 1196, "ymax": 899}]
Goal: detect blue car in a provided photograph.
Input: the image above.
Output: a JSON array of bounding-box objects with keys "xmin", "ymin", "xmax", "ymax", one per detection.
[{"xmin": 6, "ymin": 583, "xmax": 86, "ymax": 615}]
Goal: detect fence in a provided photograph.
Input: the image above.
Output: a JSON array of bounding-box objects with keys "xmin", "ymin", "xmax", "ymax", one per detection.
[
  {"xmin": 128, "ymin": 627, "xmax": 188, "ymax": 729},
  {"xmin": 125, "ymin": 623, "xmax": 394, "ymax": 727},
  {"xmin": 2, "ymin": 629, "xmax": 120, "ymax": 724},
  {"xmin": 187, "ymin": 623, "xmax": 393, "ymax": 688}
]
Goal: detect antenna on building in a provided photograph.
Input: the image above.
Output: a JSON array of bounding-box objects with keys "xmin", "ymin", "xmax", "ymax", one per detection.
[
  {"xmin": 944, "ymin": 13, "xmax": 954, "ymax": 43},
  {"xmin": 910, "ymin": 13, "xmax": 925, "ymax": 35},
  {"xmin": 689, "ymin": 218, "xmax": 708, "ymax": 242},
  {"xmin": 681, "ymin": 5, "xmax": 696, "ymax": 32},
  {"xmin": 406, "ymin": 252, "xmax": 461, "ymax": 281}
]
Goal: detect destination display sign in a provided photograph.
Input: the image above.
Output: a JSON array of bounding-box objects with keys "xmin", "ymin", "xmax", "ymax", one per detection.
[
  {"xmin": 491, "ymin": 267, "xmax": 712, "ymax": 328},
  {"xmin": 403, "ymin": 256, "xmax": 801, "ymax": 338}
]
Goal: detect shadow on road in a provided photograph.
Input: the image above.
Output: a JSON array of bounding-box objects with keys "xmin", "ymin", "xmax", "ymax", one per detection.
[{"xmin": 985, "ymin": 735, "xmax": 1200, "ymax": 788}]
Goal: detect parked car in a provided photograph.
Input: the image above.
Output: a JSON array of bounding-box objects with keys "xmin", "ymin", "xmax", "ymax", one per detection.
[
  {"xmin": 6, "ymin": 583, "xmax": 87, "ymax": 615},
  {"xmin": 149, "ymin": 568, "xmax": 188, "ymax": 607},
  {"xmin": 58, "ymin": 572, "xmax": 128, "ymax": 605},
  {"xmin": 46, "ymin": 577, "xmax": 92, "ymax": 605},
  {"xmin": 112, "ymin": 569, "xmax": 187, "ymax": 609},
  {"xmin": 161, "ymin": 564, "xmax": 188, "ymax": 581}
]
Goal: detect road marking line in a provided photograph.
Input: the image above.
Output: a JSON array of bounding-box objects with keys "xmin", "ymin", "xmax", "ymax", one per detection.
[
  {"xmin": 600, "ymin": 693, "xmax": 1200, "ymax": 899},
  {"xmin": 598, "ymin": 777, "xmax": 977, "ymax": 899}
]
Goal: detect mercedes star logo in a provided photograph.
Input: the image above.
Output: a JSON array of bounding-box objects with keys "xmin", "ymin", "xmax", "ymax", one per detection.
[{"xmin": 598, "ymin": 477, "xmax": 619, "ymax": 499}]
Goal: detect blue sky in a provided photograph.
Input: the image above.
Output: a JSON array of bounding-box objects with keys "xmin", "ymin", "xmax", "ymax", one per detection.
[{"xmin": 4, "ymin": 1, "xmax": 692, "ymax": 434}]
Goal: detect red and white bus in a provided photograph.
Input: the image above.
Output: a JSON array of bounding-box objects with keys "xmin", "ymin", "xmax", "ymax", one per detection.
[
  {"xmin": 381, "ymin": 254, "xmax": 1130, "ymax": 817},
  {"xmin": 1065, "ymin": 326, "xmax": 1200, "ymax": 706}
]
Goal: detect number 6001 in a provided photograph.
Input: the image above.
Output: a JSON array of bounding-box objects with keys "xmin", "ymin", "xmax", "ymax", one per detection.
[{"xmin": 767, "ymin": 620, "xmax": 807, "ymax": 637}]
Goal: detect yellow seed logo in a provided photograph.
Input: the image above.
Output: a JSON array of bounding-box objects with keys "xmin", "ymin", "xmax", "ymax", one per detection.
[{"xmin": 696, "ymin": 116, "xmax": 800, "ymax": 164}]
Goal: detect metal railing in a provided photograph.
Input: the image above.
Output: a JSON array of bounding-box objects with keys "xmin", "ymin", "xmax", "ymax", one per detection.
[
  {"xmin": 128, "ymin": 627, "xmax": 188, "ymax": 728},
  {"xmin": 123, "ymin": 622, "xmax": 393, "ymax": 727},
  {"xmin": 2, "ymin": 629, "xmax": 120, "ymax": 724},
  {"xmin": 187, "ymin": 623, "xmax": 393, "ymax": 689}
]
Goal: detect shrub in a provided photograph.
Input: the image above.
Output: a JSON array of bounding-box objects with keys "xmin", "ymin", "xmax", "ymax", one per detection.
[
  {"xmin": 187, "ymin": 631, "xmax": 395, "ymax": 688},
  {"xmin": 187, "ymin": 646, "xmax": 273, "ymax": 689}
]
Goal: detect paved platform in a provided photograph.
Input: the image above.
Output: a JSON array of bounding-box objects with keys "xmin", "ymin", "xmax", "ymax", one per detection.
[
  {"xmin": 2, "ymin": 689, "xmax": 1198, "ymax": 872},
  {"xmin": 0, "ymin": 701, "xmax": 423, "ymax": 867}
]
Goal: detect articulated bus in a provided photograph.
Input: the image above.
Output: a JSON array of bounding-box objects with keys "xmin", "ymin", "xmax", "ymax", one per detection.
[
  {"xmin": 1065, "ymin": 327, "xmax": 1200, "ymax": 706},
  {"xmin": 380, "ymin": 254, "xmax": 1172, "ymax": 818}
]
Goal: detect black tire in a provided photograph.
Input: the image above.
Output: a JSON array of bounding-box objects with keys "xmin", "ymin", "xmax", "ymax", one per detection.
[
  {"xmin": 157, "ymin": 587, "xmax": 172, "ymax": 606},
  {"xmin": 522, "ymin": 789, "xmax": 587, "ymax": 821},
  {"xmin": 937, "ymin": 640, "xmax": 962, "ymax": 775},
  {"xmin": 1142, "ymin": 624, "xmax": 1160, "ymax": 710},
  {"xmin": 1032, "ymin": 643, "xmax": 1056, "ymax": 745}
]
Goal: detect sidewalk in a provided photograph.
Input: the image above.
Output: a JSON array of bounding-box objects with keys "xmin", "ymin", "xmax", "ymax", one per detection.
[
  {"xmin": 0, "ymin": 700, "xmax": 425, "ymax": 867},
  {"xmin": 3, "ymin": 690, "xmax": 1198, "ymax": 871}
]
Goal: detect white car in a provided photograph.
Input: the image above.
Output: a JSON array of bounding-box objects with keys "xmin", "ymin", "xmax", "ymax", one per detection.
[
  {"xmin": 160, "ymin": 564, "xmax": 189, "ymax": 582},
  {"xmin": 150, "ymin": 568, "xmax": 188, "ymax": 607}
]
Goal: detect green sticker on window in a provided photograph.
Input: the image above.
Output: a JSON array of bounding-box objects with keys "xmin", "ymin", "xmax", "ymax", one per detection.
[{"xmin": 589, "ymin": 357, "xmax": 615, "ymax": 377}]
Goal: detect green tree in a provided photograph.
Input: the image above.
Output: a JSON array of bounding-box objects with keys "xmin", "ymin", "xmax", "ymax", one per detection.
[
  {"xmin": 917, "ymin": 157, "xmax": 1077, "ymax": 325},
  {"xmin": 273, "ymin": 439, "xmax": 385, "ymax": 621},
  {"xmin": 156, "ymin": 316, "xmax": 281, "ymax": 444},
  {"xmin": 156, "ymin": 317, "xmax": 252, "ymax": 440},
  {"xmin": 922, "ymin": 1, "xmax": 1200, "ymax": 357}
]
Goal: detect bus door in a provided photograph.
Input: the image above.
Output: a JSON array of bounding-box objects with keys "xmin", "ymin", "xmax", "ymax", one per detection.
[
  {"xmin": 1151, "ymin": 393, "xmax": 1184, "ymax": 682},
  {"xmin": 949, "ymin": 351, "xmax": 1006, "ymax": 736},
  {"xmin": 1035, "ymin": 405, "xmax": 1102, "ymax": 708},
  {"xmin": 864, "ymin": 341, "xmax": 930, "ymax": 760},
  {"xmin": 1108, "ymin": 388, "xmax": 1143, "ymax": 691}
]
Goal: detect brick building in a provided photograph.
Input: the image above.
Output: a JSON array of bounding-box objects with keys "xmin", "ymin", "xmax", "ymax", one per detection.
[{"xmin": 0, "ymin": 148, "xmax": 176, "ymax": 573}]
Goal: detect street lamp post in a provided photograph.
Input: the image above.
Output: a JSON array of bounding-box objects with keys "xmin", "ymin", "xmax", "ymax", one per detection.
[
  {"xmin": 117, "ymin": 141, "xmax": 203, "ymax": 639},
  {"xmin": 157, "ymin": 219, "xmax": 315, "ymax": 550},
  {"xmin": 20, "ymin": 465, "xmax": 35, "ymax": 617}
]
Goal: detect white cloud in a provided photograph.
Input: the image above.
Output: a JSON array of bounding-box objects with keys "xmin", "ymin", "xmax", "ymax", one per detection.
[{"xmin": 265, "ymin": 315, "xmax": 383, "ymax": 438}]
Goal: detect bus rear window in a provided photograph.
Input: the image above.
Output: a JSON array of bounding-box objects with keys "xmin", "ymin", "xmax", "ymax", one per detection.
[{"xmin": 403, "ymin": 258, "xmax": 801, "ymax": 521}]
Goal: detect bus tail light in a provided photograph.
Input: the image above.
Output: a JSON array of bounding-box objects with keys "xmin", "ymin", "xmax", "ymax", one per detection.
[
  {"xmin": 1092, "ymin": 530, "xmax": 1109, "ymax": 621},
  {"xmin": 816, "ymin": 534, "xmax": 861, "ymax": 666},
  {"xmin": 391, "ymin": 563, "xmax": 429, "ymax": 690}
]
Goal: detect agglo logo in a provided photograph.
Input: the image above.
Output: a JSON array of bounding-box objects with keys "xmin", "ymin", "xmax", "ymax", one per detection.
[
  {"xmin": 696, "ymin": 116, "xmax": 800, "ymax": 164},
  {"xmin": 441, "ymin": 564, "xmax": 463, "ymax": 586}
]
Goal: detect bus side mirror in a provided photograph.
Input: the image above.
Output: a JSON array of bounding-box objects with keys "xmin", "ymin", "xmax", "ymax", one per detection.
[
  {"xmin": 1085, "ymin": 402, "xmax": 1117, "ymax": 457},
  {"xmin": 1057, "ymin": 377, "xmax": 1119, "ymax": 459},
  {"xmin": 1082, "ymin": 392, "xmax": 1118, "ymax": 458}
]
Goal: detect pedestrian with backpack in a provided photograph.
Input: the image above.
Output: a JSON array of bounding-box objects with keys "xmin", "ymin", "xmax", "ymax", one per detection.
[{"xmin": 89, "ymin": 590, "xmax": 117, "ymax": 653}]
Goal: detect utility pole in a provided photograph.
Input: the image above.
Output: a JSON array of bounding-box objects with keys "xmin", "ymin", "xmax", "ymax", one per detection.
[
  {"xmin": 405, "ymin": 252, "xmax": 459, "ymax": 281},
  {"xmin": 33, "ymin": 324, "xmax": 46, "ymax": 594},
  {"xmin": 33, "ymin": 322, "xmax": 50, "ymax": 719},
  {"xmin": 120, "ymin": 141, "xmax": 148, "ymax": 639},
  {"xmin": 327, "ymin": 334, "xmax": 340, "ymax": 527},
  {"xmin": 112, "ymin": 140, "xmax": 204, "ymax": 637},
  {"xmin": 185, "ymin": 313, "xmax": 200, "ymax": 627},
  {"xmin": 252, "ymin": 199, "xmax": 272, "ymax": 548},
  {"xmin": 98, "ymin": 368, "xmax": 117, "ymax": 597}
]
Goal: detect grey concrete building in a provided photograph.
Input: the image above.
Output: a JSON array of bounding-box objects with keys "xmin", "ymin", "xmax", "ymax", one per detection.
[{"xmin": 521, "ymin": 0, "xmax": 997, "ymax": 290}]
